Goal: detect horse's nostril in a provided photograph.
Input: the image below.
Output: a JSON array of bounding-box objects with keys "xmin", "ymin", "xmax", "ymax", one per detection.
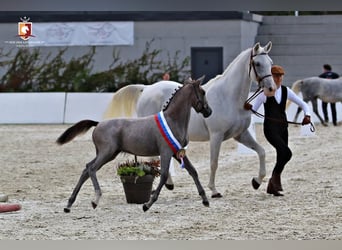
[{"xmin": 269, "ymin": 87, "xmax": 273, "ymax": 92}]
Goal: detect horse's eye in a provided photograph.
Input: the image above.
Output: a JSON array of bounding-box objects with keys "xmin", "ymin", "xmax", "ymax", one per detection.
[{"xmin": 255, "ymin": 62, "xmax": 260, "ymax": 67}]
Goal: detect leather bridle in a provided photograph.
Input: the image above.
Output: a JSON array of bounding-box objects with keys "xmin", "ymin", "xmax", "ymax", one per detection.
[
  {"xmin": 248, "ymin": 51, "xmax": 273, "ymax": 88},
  {"xmin": 246, "ymin": 51, "xmax": 315, "ymax": 132}
]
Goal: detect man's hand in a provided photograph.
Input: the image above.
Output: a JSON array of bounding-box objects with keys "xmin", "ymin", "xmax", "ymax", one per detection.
[
  {"xmin": 302, "ymin": 115, "xmax": 311, "ymax": 125},
  {"xmin": 244, "ymin": 102, "xmax": 252, "ymax": 110}
]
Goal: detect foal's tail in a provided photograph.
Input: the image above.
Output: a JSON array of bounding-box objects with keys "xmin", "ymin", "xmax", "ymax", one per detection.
[
  {"xmin": 286, "ymin": 79, "xmax": 303, "ymax": 109},
  {"xmin": 56, "ymin": 120, "xmax": 98, "ymax": 145},
  {"xmin": 103, "ymin": 84, "xmax": 145, "ymax": 119}
]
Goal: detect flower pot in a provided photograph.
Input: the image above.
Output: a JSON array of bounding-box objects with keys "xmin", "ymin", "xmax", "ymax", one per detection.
[{"xmin": 120, "ymin": 175, "xmax": 154, "ymax": 204}]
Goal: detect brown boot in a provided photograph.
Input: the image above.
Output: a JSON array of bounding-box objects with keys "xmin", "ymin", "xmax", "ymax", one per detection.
[
  {"xmin": 267, "ymin": 177, "xmax": 284, "ymax": 196},
  {"xmin": 271, "ymin": 174, "xmax": 283, "ymax": 191}
]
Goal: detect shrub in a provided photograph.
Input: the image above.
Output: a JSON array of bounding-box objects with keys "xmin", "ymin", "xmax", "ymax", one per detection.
[{"xmin": 0, "ymin": 40, "xmax": 190, "ymax": 92}]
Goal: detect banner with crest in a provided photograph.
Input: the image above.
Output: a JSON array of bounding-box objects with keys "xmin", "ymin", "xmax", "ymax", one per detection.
[{"xmin": 27, "ymin": 21, "xmax": 134, "ymax": 46}]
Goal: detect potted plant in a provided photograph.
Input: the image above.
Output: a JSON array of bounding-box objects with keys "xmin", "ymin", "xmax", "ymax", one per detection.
[{"xmin": 117, "ymin": 159, "xmax": 160, "ymax": 204}]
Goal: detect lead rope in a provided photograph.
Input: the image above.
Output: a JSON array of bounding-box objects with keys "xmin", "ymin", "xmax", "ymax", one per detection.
[{"xmin": 244, "ymin": 89, "xmax": 316, "ymax": 132}]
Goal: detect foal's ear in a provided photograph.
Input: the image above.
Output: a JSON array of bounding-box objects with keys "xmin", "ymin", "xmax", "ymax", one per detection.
[
  {"xmin": 184, "ymin": 77, "xmax": 193, "ymax": 85},
  {"xmin": 196, "ymin": 75, "xmax": 205, "ymax": 85}
]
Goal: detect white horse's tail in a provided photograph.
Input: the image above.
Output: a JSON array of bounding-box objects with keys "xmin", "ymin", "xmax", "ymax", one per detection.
[
  {"xmin": 286, "ymin": 79, "xmax": 303, "ymax": 109},
  {"xmin": 103, "ymin": 84, "xmax": 145, "ymax": 119}
]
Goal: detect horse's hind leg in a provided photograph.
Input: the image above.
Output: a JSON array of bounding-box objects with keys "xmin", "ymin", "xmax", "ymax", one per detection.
[
  {"xmin": 312, "ymin": 99, "xmax": 328, "ymax": 126},
  {"xmin": 181, "ymin": 156, "xmax": 209, "ymax": 207},
  {"xmin": 234, "ymin": 130, "xmax": 266, "ymax": 189}
]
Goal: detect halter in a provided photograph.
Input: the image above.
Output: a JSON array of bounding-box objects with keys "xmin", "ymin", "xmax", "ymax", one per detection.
[
  {"xmin": 248, "ymin": 50, "xmax": 273, "ymax": 87},
  {"xmin": 192, "ymin": 83, "xmax": 207, "ymax": 112}
]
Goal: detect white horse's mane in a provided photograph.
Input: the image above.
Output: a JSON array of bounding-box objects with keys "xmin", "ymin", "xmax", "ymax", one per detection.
[{"xmin": 204, "ymin": 47, "xmax": 252, "ymax": 86}]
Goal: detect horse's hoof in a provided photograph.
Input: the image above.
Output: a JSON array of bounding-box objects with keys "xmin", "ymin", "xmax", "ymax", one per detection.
[
  {"xmin": 252, "ymin": 178, "xmax": 261, "ymax": 190},
  {"xmin": 142, "ymin": 204, "xmax": 149, "ymax": 212},
  {"xmin": 165, "ymin": 184, "xmax": 174, "ymax": 190},
  {"xmin": 211, "ymin": 193, "xmax": 222, "ymax": 198},
  {"xmin": 91, "ymin": 201, "xmax": 97, "ymax": 209},
  {"xmin": 64, "ymin": 207, "xmax": 71, "ymax": 213},
  {"xmin": 202, "ymin": 200, "xmax": 210, "ymax": 207}
]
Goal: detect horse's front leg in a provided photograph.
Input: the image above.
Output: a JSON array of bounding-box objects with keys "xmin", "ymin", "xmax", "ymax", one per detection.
[
  {"xmin": 234, "ymin": 130, "xmax": 266, "ymax": 189},
  {"xmin": 143, "ymin": 155, "xmax": 171, "ymax": 212},
  {"xmin": 208, "ymin": 133, "xmax": 224, "ymax": 198},
  {"xmin": 181, "ymin": 155, "xmax": 209, "ymax": 207}
]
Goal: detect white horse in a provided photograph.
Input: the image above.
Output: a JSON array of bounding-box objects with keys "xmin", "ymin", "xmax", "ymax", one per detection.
[
  {"xmin": 289, "ymin": 77, "xmax": 342, "ymax": 126},
  {"xmin": 104, "ymin": 42, "xmax": 276, "ymax": 197}
]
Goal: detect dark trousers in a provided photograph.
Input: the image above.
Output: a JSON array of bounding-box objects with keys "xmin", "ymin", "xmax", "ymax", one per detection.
[
  {"xmin": 263, "ymin": 124, "xmax": 292, "ymax": 175},
  {"xmin": 322, "ymin": 102, "xmax": 337, "ymax": 125}
]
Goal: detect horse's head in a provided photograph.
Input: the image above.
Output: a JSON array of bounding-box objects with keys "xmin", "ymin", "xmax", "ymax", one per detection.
[
  {"xmin": 250, "ymin": 41, "xmax": 276, "ymax": 97},
  {"xmin": 184, "ymin": 76, "xmax": 212, "ymax": 118}
]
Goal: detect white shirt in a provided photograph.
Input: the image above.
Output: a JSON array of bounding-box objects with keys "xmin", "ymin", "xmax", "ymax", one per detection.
[{"xmin": 252, "ymin": 86, "xmax": 311, "ymax": 116}]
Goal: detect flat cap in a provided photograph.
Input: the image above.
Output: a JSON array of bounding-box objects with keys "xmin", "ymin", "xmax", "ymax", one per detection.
[{"xmin": 271, "ymin": 65, "xmax": 285, "ymax": 75}]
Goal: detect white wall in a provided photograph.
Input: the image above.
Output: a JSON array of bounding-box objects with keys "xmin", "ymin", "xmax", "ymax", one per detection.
[
  {"xmin": 0, "ymin": 92, "xmax": 340, "ymax": 124},
  {"xmin": 0, "ymin": 93, "xmax": 113, "ymax": 124}
]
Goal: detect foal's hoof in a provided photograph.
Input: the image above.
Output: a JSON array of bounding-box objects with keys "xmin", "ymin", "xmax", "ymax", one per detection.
[
  {"xmin": 211, "ymin": 193, "xmax": 222, "ymax": 198},
  {"xmin": 202, "ymin": 200, "xmax": 210, "ymax": 207},
  {"xmin": 252, "ymin": 178, "xmax": 261, "ymax": 190},
  {"xmin": 165, "ymin": 184, "xmax": 174, "ymax": 190},
  {"xmin": 64, "ymin": 207, "xmax": 71, "ymax": 213},
  {"xmin": 142, "ymin": 204, "xmax": 149, "ymax": 212},
  {"xmin": 91, "ymin": 201, "xmax": 97, "ymax": 209}
]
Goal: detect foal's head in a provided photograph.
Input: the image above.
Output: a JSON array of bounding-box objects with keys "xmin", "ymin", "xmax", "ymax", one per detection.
[{"xmin": 184, "ymin": 76, "xmax": 212, "ymax": 118}]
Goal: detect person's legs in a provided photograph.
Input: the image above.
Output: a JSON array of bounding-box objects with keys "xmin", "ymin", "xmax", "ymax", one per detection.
[
  {"xmin": 264, "ymin": 126, "xmax": 292, "ymax": 196},
  {"xmin": 322, "ymin": 101, "xmax": 329, "ymax": 123}
]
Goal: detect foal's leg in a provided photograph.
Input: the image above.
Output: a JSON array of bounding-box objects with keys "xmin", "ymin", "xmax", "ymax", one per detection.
[
  {"xmin": 64, "ymin": 160, "xmax": 94, "ymax": 213},
  {"xmin": 143, "ymin": 155, "xmax": 171, "ymax": 212},
  {"xmin": 234, "ymin": 130, "xmax": 266, "ymax": 189},
  {"xmin": 88, "ymin": 150, "xmax": 119, "ymax": 209},
  {"xmin": 166, "ymin": 158, "xmax": 175, "ymax": 190},
  {"xmin": 181, "ymin": 155, "xmax": 209, "ymax": 207}
]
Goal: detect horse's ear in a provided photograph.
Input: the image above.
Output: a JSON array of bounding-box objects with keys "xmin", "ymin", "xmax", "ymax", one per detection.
[
  {"xmin": 196, "ymin": 75, "xmax": 206, "ymax": 85},
  {"xmin": 264, "ymin": 41, "xmax": 272, "ymax": 53},
  {"xmin": 253, "ymin": 42, "xmax": 260, "ymax": 53}
]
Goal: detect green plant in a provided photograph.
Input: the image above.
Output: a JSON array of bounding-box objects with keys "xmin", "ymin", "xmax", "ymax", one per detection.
[
  {"xmin": 116, "ymin": 160, "xmax": 160, "ymax": 177},
  {"xmin": 0, "ymin": 39, "xmax": 190, "ymax": 92}
]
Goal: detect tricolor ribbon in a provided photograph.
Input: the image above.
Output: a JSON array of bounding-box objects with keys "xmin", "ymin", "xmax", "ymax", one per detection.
[{"xmin": 154, "ymin": 111, "xmax": 186, "ymax": 168}]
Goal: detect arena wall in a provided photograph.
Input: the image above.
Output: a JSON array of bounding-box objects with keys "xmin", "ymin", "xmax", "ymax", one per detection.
[{"xmin": 0, "ymin": 92, "xmax": 340, "ymax": 124}]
